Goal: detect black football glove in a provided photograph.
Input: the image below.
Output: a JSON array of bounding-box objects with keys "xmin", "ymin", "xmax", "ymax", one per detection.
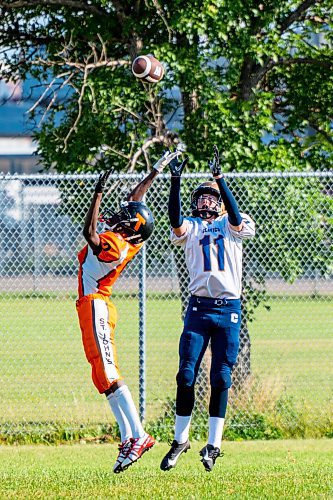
[
  {"xmin": 169, "ymin": 155, "xmax": 189, "ymax": 177},
  {"xmin": 95, "ymin": 169, "xmax": 112, "ymax": 193},
  {"xmin": 208, "ymin": 144, "xmax": 222, "ymax": 177}
]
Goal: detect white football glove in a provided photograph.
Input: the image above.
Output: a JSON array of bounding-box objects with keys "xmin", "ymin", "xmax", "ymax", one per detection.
[{"xmin": 152, "ymin": 149, "xmax": 182, "ymax": 173}]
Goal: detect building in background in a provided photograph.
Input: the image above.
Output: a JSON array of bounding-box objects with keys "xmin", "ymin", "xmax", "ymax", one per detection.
[{"xmin": 0, "ymin": 77, "xmax": 41, "ymax": 174}]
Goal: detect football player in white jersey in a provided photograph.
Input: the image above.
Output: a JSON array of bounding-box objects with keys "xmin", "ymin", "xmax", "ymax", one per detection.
[
  {"xmin": 76, "ymin": 150, "xmax": 179, "ymax": 473},
  {"xmin": 160, "ymin": 146, "xmax": 255, "ymax": 472}
]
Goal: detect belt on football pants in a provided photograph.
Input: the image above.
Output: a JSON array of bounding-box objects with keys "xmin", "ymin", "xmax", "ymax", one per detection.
[{"xmin": 191, "ymin": 295, "xmax": 240, "ymax": 307}]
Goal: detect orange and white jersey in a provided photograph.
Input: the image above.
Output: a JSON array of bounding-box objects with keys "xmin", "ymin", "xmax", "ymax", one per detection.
[{"xmin": 78, "ymin": 231, "xmax": 143, "ymax": 299}]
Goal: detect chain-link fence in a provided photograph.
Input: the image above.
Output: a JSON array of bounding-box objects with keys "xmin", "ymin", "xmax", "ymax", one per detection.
[{"xmin": 1, "ymin": 172, "xmax": 332, "ymax": 441}]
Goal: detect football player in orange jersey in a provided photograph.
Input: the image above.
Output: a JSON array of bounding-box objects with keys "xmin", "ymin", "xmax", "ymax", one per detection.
[{"xmin": 76, "ymin": 150, "xmax": 180, "ymax": 473}]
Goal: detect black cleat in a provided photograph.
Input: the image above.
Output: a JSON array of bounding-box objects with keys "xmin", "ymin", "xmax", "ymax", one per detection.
[
  {"xmin": 160, "ymin": 439, "xmax": 190, "ymax": 471},
  {"xmin": 199, "ymin": 444, "xmax": 222, "ymax": 472}
]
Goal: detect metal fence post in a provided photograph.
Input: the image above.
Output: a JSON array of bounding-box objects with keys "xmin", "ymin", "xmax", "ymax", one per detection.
[
  {"xmin": 138, "ymin": 243, "xmax": 146, "ymax": 422},
  {"xmin": 33, "ymin": 203, "xmax": 42, "ymax": 290}
]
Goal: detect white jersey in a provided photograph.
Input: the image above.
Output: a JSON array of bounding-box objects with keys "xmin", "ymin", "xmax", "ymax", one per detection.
[{"xmin": 170, "ymin": 213, "xmax": 255, "ymax": 299}]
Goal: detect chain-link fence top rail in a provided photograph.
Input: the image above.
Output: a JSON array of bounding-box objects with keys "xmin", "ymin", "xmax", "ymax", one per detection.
[{"xmin": 0, "ymin": 172, "xmax": 332, "ymax": 439}]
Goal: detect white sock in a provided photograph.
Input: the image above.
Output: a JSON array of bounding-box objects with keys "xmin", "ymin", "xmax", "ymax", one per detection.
[
  {"xmin": 174, "ymin": 414, "xmax": 191, "ymax": 443},
  {"xmin": 106, "ymin": 392, "xmax": 132, "ymax": 442},
  {"xmin": 114, "ymin": 385, "xmax": 145, "ymax": 439},
  {"xmin": 208, "ymin": 417, "xmax": 225, "ymax": 448}
]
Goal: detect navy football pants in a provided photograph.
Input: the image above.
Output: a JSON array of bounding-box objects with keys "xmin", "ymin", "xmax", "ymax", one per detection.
[{"xmin": 176, "ymin": 295, "xmax": 241, "ymax": 417}]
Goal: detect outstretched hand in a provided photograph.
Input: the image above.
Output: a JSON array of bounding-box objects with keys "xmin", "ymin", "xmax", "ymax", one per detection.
[
  {"xmin": 95, "ymin": 169, "xmax": 112, "ymax": 193},
  {"xmin": 169, "ymin": 155, "xmax": 189, "ymax": 177},
  {"xmin": 208, "ymin": 145, "xmax": 222, "ymax": 178},
  {"xmin": 153, "ymin": 149, "xmax": 183, "ymax": 173}
]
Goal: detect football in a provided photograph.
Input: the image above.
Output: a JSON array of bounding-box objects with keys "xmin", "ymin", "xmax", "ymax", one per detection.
[{"xmin": 131, "ymin": 54, "xmax": 164, "ymax": 83}]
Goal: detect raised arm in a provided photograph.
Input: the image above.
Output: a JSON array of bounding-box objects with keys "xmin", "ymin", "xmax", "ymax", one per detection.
[
  {"xmin": 83, "ymin": 170, "xmax": 111, "ymax": 254},
  {"xmin": 126, "ymin": 170, "xmax": 159, "ymax": 202},
  {"xmin": 168, "ymin": 155, "xmax": 189, "ymax": 237},
  {"xmin": 127, "ymin": 150, "xmax": 181, "ymax": 202},
  {"xmin": 84, "ymin": 150, "xmax": 183, "ymax": 251},
  {"xmin": 209, "ymin": 145, "xmax": 243, "ymax": 231}
]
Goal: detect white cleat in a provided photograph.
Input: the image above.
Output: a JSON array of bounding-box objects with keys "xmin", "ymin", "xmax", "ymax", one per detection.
[
  {"xmin": 113, "ymin": 438, "xmax": 132, "ymax": 474},
  {"xmin": 120, "ymin": 433, "xmax": 155, "ymax": 471}
]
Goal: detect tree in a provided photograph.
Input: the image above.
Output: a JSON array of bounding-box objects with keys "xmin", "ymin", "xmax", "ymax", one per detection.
[
  {"xmin": 1, "ymin": 0, "xmax": 332, "ymax": 172},
  {"xmin": 1, "ymin": 0, "xmax": 332, "ymax": 393}
]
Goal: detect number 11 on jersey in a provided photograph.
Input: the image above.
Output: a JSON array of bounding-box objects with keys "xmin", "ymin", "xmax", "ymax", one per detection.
[{"xmin": 199, "ymin": 235, "xmax": 225, "ymax": 272}]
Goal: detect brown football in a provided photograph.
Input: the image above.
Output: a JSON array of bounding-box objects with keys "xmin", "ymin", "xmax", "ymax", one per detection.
[{"xmin": 131, "ymin": 54, "xmax": 164, "ymax": 83}]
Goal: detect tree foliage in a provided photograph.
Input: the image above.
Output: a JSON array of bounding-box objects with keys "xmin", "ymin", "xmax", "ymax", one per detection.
[
  {"xmin": 0, "ymin": 0, "xmax": 332, "ymax": 173},
  {"xmin": 1, "ymin": 0, "xmax": 332, "ymax": 283}
]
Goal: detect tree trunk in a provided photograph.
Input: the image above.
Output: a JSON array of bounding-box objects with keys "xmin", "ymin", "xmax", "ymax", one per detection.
[{"xmin": 232, "ymin": 315, "xmax": 251, "ymax": 392}]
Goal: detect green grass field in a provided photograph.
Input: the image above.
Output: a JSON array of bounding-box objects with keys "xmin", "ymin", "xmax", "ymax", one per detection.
[
  {"xmin": 1, "ymin": 294, "xmax": 332, "ymax": 436},
  {"xmin": 0, "ymin": 439, "xmax": 332, "ymax": 499}
]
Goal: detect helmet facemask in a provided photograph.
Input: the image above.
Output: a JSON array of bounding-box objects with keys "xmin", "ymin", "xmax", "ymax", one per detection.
[
  {"xmin": 99, "ymin": 207, "xmax": 140, "ymax": 242},
  {"xmin": 99, "ymin": 201, "xmax": 154, "ymax": 244},
  {"xmin": 196, "ymin": 194, "xmax": 221, "ymax": 219},
  {"xmin": 190, "ymin": 183, "xmax": 223, "ymax": 219}
]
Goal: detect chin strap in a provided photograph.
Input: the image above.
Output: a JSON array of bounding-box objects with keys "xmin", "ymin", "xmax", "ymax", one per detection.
[{"xmin": 192, "ymin": 209, "xmax": 219, "ymax": 219}]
